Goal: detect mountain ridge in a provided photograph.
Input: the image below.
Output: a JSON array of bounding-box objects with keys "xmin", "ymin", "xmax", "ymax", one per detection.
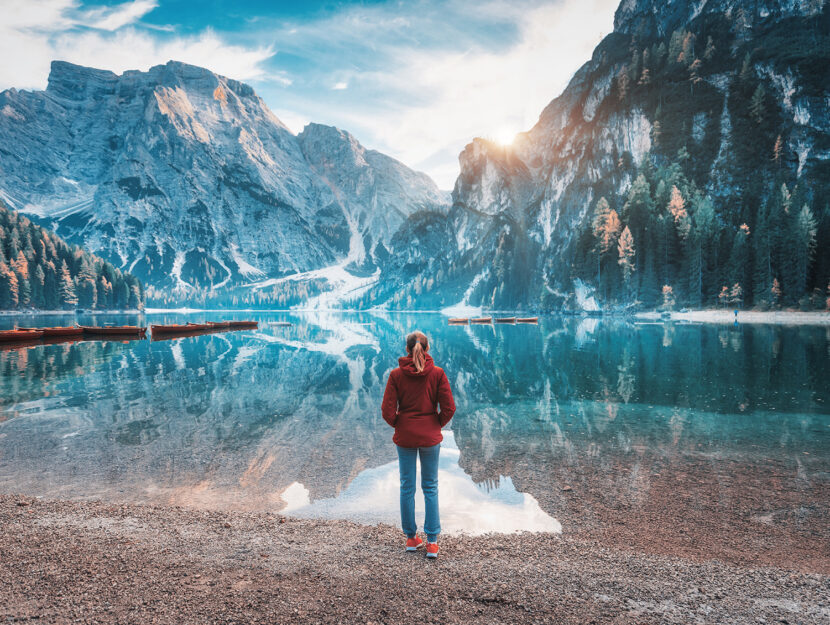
[{"xmin": 0, "ymin": 59, "xmax": 448, "ymax": 305}]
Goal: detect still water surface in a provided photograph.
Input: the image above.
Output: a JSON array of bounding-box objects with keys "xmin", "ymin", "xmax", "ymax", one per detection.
[{"xmin": 1, "ymin": 312, "xmax": 828, "ymax": 536}]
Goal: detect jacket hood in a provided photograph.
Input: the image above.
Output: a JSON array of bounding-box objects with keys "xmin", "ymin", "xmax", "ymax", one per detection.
[{"xmin": 398, "ymin": 353, "xmax": 435, "ymax": 377}]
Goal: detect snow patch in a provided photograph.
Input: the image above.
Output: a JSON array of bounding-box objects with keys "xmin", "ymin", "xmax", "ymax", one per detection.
[
  {"xmin": 574, "ymin": 279, "xmax": 600, "ymax": 312},
  {"xmin": 440, "ymin": 268, "xmax": 489, "ymax": 317},
  {"xmin": 229, "ymin": 243, "xmax": 265, "ymax": 278},
  {"xmin": 793, "ymin": 104, "xmax": 810, "ymax": 125}
]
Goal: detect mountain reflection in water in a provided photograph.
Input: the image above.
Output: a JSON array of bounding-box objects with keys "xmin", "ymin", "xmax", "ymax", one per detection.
[
  {"xmin": 0, "ymin": 312, "xmax": 828, "ymax": 542},
  {"xmin": 281, "ymin": 430, "xmax": 561, "ymax": 535}
]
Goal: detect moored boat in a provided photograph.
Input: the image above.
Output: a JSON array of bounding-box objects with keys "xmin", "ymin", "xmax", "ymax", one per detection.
[
  {"xmin": 18, "ymin": 325, "xmax": 83, "ymax": 337},
  {"xmin": 495, "ymin": 317, "xmax": 516, "ymax": 324},
  {"xmin": 448, "ymin": 318, "xmax": 468, "ymax": 324},
  {"xmin": 516, "ymin": 317, "xmax": 539, "ymax": 324},
  {"xmin": 207, "ymin": 321, "xmax": 230, "ymax": 328},
  {"xmin": 0, "ymin": 329, "xmax": 44, "ymax": 342},
  {"xmin": 80, "ymin": 325, "xmax": 147, "ymax": 336},
  {"xmin": 151, "ymin": 323, "xmax": 211, "ymax": 334},
  {"xmin": 151, "ymin": 328, "xmax": 214, "ymax": 341},
  {"xmin": 470, "ymin": 317, "xmax": 492, "ymax": 324},
  {"xmin": 228, "ymin": 320, "xmax": 258, "ymax": 329}
]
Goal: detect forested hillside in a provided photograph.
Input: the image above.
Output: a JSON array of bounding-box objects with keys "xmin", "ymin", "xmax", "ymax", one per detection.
[
  {"xmin": 568, "ymin": 12, "xmax": 829, "ymax": 311},
  {"xmin": 0, "ymin": 203, "xmax": 144, "ymax": 310}
]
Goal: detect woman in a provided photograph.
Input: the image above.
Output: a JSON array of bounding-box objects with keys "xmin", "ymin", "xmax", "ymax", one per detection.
[{"xmin": 381, "ymin": 330, "xmax": 455, "ymax": 558}]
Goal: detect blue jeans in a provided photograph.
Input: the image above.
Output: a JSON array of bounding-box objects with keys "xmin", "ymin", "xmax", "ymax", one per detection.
[{"xmin": 396, "ymin": 443, "xmax": 440, "ymax": 542}]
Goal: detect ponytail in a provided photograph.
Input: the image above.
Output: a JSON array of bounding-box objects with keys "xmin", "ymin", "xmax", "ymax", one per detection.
[
  {"xmin": 405, "ymin": 330, "xmax": 430, "ymax": 373},
  {"xmin": 412, "ymin": 341, "xmax": 425, "ymax": 373}
]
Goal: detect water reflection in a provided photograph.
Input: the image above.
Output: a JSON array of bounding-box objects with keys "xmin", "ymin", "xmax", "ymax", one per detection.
[
  {"xmin": 281, "ymin": 431, "xmax": 560, "ymax": 535},
  {"xmin": 0, "ymin": 313, "xmax": 828, "ymax": 542}
]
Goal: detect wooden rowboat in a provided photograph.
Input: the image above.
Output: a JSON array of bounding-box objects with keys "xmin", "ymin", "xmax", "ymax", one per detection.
[
  {"xmin": 151, "ymin": 323, "xmax": 213, "ymax": 334},
  {"xmin": 448, "ymin": 318, "xmax": 468, "ymax": 324},
  {"xmin": 80, "ymin": 325, "xmax": 147, "ymax": 336},
  {"xmin": 207, "ymin": 321, "xmax": 230, "ymax": 328},
  {"xmin": 19, "ymin": 325, "xmax": 83, "ymax": 337},
  {"xmin": 495, "ymin": 317, "xmax": 516, "ymax": 324},
  {"xmin": 0, "ymin": 329, "xmax": 44, "ymax": 342},
  {"xmin": 228, "ymin": 320, "xmax": 258, "ymax": 329},
  {"xmin": 151, "ymin": 328, "xmax": 214, "ymax": 342},
  {"xmin": 470, "ymin": 317, "xmax": 492, "ymax": 324},
  {"xmin": 516, "ymin": 317, "xmax": 539, "ymax": 324}
]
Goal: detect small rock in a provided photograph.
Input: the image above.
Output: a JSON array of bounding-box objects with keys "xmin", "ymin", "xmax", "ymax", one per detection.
[
  {"xmin": 562, "ymin": 486, "xmax": 572, "ymax": 492},
  {"xmin": 16, "ymin": 501, "xmax": 30, "ymax": 507},
  {"xmin": 223, "ymin": 522, "xmax": 231, "ymax": 529}
]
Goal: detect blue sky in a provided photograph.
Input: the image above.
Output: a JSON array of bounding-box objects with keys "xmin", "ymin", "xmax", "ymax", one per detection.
[{"xmin": 1, "ymin": 0, "xmax": 617, "ymax": 188}]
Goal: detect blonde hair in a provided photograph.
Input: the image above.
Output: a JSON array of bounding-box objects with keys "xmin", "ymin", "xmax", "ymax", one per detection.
[{"xmin": 406, "ymin": 331, "xmax": 430, "ymax": 373}]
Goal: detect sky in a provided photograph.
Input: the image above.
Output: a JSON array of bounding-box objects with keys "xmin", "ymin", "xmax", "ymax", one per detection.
[{"xmin": 1, "ymin": 0, "xmax": 618, "ymax": 188}]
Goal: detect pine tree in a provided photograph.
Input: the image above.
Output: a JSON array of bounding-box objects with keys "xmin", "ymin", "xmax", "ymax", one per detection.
[
  {"xmin": 750, "ymin": 84, "xmax": 766, "ymax": 124},
  {"xmin": 32, "ymin": 264, "xmax": 45, "ymax": 308},
  {"xmin": 679, "ymin": 32, "xmax": 696, "ymax": 66},
  {"xmin": 618, "ymin": 226, "xmax": 636, "ymax": 298},
  {"xmin": 718, "ymin": 285, "xmax": 730, "ymax": 308},
  {"xmin": 739, "ymin": 53, "xmax": 753, "ymax": 82},
  {"xmin": 0, "ymin": 261, "xmax": 19, "ymax": 309},
  {"xmin": 76, "ymin": 258, "xmax": 97, "ymax": 309},
  {"xmin": 689, "ymin": 58, "xmax": 703, "ymax": 93},
  {"xmin": 727, "ymin": 224, "xmax": 751, "ymax": 297},
  {"xmin": 773, "ymin": 134, "xmax": 784, "ymax": 165},
  {"xmin": 617, "ymin": 66, "xmax": 631, "ymax": 101},
  {"xmin": 661, "ymin": 285, "xmax": 676, "ymax": 311},
  {"xmin": 794, "ymin": 204, "xmax": 818, "ymax": 296},
  {"xmin": 622, "ymin": 174, "xmax": 654, "ymax": 268},
  {"xmin": 668, "ymin": 186, "xmax": 691, "ymax": 240},
  {"xmin": 58, "ymin": 260, "xmax": 78, "ymax": 308},
  {"xmin": 703, "ymin": 36, "xmax": 715, "ymax": 61},
  {"xmin": 770, "ymin": 278, "xmax": 782, "ymax": 308},
  {"xmin": 730, "ymin": 283, "xmax": 744, "ymax": 308}
]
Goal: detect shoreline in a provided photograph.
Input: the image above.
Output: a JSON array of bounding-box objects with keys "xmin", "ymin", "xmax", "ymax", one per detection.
[
  {"xmin": 2, "ymin": 308, "xmax": 828, "ymax": 325},
  {"xmin": 2, "ymin": 494, "xmax": 828, "ymax": 624},
  {"xmin": 635, "ymin": 309, "xmax": 830, "ymax": 325}
]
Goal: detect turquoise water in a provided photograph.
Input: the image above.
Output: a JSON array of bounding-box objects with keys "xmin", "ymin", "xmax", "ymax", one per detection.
[{"xmin": 0, "ymin": 312, "xmax": 828, "ymax": 534}]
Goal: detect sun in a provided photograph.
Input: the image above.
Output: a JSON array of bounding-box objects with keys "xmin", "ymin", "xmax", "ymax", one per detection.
[{"xmin": 490, "ymin": 125, "xmax": 519, "ymax": 146}]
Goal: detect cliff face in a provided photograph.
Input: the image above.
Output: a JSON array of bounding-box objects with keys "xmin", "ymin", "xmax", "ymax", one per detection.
[
  {"xmin": 365, "ymin": 0, "xmax": 829, "ymax": 311},
  {"xmin": 0, "ymin": 61, "xmax": 447, "ymax": 296}
]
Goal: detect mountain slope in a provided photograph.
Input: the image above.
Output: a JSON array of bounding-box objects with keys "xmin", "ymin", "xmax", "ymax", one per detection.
[
  {"xmin": 0, "ymin": 61, "xmax": 447, "ymax": 301},
  {"xmin": 363, "ymin": 0, "xmax": 830, "ymax": 312}
]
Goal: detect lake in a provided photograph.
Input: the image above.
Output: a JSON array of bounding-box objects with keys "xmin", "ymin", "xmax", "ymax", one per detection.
[{"xmin": 1, "ymin": 312, "xmax": 828, "ymax": 562}]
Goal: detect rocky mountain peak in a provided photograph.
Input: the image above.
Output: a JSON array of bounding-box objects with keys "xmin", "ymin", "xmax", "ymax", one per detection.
[{"xmin": 46, "ymin": 60, "xmax": 118, "ymax": 100}]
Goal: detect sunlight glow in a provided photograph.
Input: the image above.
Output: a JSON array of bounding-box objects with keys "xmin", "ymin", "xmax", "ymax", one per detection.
[{"xmin": 489, "ymin": 125, "xmax": 520, "ymax": 146}]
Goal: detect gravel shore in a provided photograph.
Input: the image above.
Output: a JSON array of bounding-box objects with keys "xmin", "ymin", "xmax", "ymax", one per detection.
[{"xmin": 2, "ymin": 495, "xmax": 828, "ymax": 624}]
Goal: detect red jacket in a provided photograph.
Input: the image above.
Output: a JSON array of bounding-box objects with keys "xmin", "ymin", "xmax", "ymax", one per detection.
[{"xmin": 382, "ymin": 354, "xmax": 455, "ymax": 448}]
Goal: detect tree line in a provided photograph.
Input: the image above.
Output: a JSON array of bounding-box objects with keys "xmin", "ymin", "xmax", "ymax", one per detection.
[
  {"xmin": 0, "ymin": 203, "xmax": 144, "ymax": 311},
  {"xmin": 571, "ymin": 156, "xmax": 827, "ymax": 311}
]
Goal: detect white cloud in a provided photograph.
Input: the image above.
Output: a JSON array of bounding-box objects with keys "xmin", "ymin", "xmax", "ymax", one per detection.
[
  {"xmin": 332, "ymin": 81, "xmax": 348, "ymax": 90},
  {"xmin": 0, "ymin": 0, "xmax": 274, "ymax": 90},
  {"xmin": 337, "ymin": 0, "xmax": 618, "ymax": 187},
  {"xmin": 85, "ymin": 0, "xmax": 158, "ymax": 31},
  {"xmin": 273, "ymin": 109, "xmax": 311, "ymax": 135}
]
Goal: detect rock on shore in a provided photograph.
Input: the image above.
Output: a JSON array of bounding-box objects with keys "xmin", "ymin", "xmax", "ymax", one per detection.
[{"xmin": 2, "ymin": 495, "xmax": 828, "ymax": 624}]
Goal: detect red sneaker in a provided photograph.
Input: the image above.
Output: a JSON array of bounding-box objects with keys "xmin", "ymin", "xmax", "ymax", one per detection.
[
  {"xmin": 405, "ymin": 536, "xmax": 423, "ymax": 552},
  {"xmin": 426, "ymin": 542, "xmax": 439, "ymax": 559}
]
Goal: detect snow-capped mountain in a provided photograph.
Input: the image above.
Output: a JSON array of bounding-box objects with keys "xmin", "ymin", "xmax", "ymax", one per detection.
[{"xmin": 0, "ymin": 60, "xmax": 447, "ymax": 297}]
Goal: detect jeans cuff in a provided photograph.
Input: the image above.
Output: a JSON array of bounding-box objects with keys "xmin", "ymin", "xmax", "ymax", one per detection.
[{"xmin": 427, "ymin": 534, "xmax": 438, "ymax": 543}]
